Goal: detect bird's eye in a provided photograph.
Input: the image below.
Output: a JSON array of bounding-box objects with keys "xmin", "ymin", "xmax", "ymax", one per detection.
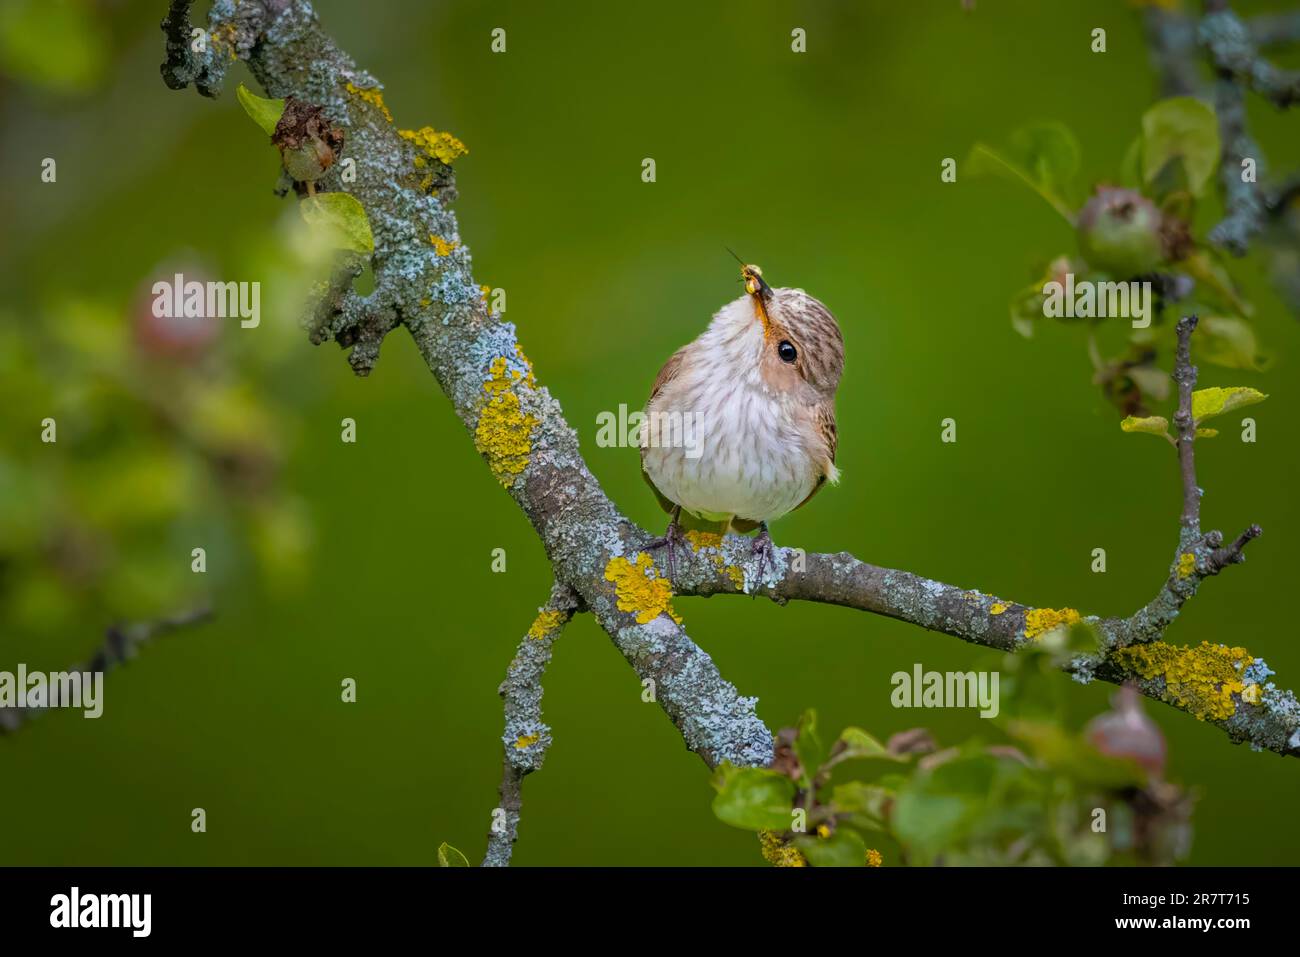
[{"xmin": 777, "ymin": 340, "xmax": 797, "ymax": 363}]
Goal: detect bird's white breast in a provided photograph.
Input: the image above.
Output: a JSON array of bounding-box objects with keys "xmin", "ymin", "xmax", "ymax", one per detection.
[{"xmin": 641, "ymin": 299, "xmax": 820, "ymax": 524}]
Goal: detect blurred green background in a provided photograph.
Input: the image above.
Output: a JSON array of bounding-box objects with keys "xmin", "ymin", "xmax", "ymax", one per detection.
[{"xmin": 0, "ymin": 0, "xmax": 1297, "ymax": 865}]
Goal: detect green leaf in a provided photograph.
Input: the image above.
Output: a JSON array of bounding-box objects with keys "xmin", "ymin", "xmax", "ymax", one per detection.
[
  {"xmin": 711, "ymin": 766, "xmax": 797, "ymax": 831},
  {"xmin": 837, "ymin": 726, "xmax": 888, "ymax": 758},
  {"xmin": 1126, "ymin": 365, "xmax": 1171, "ymax": 403},
  {"xmin": 1196, "ymin": 316, "xmax": 1266, "ymax": 371},
  {"xmin": 830, "ymin": 727, "xmax": 907, "ymax": 768},
  {"xmin": 1140, "ymin": 97, "xmax": 1220, "ymax": 197},
  {"xmin": 1182, "ymin": 251, "xmax": 1252, "ymax": 317},
  {"xmin": 237, "ymin": 83, "xmax": 286, "ymax": 136},
  {"xmin": 892, "ymin": 786, "xmax": 978, "ymax": 859},
  {"xmin": 1120, "ymin": 415, "xmax": 1170, "ymax": 437},
  {"xmin": 1191, "ymin": 386, "xmax": 1267, "ymax": 424},
  {"xmin": 437, "ymin": 842, "xmax": 470, "ymax": 867},
  {"xmin": 967, "ymin": 141, "xmax": 1077, "ymax": 224},
  {"xmin": 1065, "ymin": 620, "xmax": 1102, "ymax": 656},
  {"xmin": 299, "ymin": 193, "xmax": 375, "ymax": 255},
  {"xmin": 793, "ymin": 827, "xmax": 869, "ymax": 867},
  {"xmin": 830, "ymin": 781, "xmax": 894, "ymax": 831},
  {"xmin": 1007, "ymin": 122, "xmax": 1081, "ymax": 202},
  {"xmin": 792, "ymin": 709, "xmax": 825, "ymax": 782},
  {"xmin": 1009, "ymin": 280, "xmax": 1044, "ymax": 338},
  {"xmin": 1006, "ymin": 720, "xmax": 1147, "ymax": 790},
  {"xmin": 1011, "ymin": 256, "xmax": 1075, "ymax": 338}
]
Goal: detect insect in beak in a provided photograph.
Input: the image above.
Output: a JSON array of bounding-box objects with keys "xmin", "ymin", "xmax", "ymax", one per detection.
[
  {"xmin": 741, "ymin": 266, "xmax": 773, "ymax": 335},
  {"xmin": 726, "ymin": 248, "xmax": 769, "ymax": 295},
  {"xmin": 726, "ymin": 248, "xmax": 774, "ymax": 335}
]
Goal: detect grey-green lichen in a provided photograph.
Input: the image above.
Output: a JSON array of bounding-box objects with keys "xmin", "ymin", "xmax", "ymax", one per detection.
[{"xmin": 499, "ymin": 603, "xmax": 569, "ymax": 775}]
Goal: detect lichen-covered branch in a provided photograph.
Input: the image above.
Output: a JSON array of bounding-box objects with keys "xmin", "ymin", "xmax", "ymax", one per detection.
[
  {"xmin": 1145, "ymin": 2, "xmax": 1297, "ymax": 256},
  {"xmin": 1208, "ymin": 71, "xmax": 1266, "ymax": 256},
  {"xmin": 1143, "ymin": 5, "xmax": 1203, "ymax": 98},
  {"xmin": 483, "ymin": 583, "xmax": 581, "ymax": 867},
  {"xmin": 662, "ymin": 516, "xmax": 1294, "ymax": 757},
  {"xmin": 0, "ymin": 606, "xmax": 212, "ymax": 734},
  {"xmin": 1195, "ymin": 1, "xmax": 1299, "ymax": 255},
  {"xmin": 160, "ymin": 0, "xmax": 773, "ymax": 776},
  {"xmin": 1266, "ymin": 170, "xmax": 1300, "ymax": 211},
  {"xmin": 1202, "ymin": 2, "xmax": 1300, "ymax": 107},
  {"xmin": 158, "ymin": 4, "xmax": 1298, "ymax": 879},
  {"xmin": 664, "ymin": 321, "xmax": 1294, "ymax": 756},
  {"xmin": 1248, "ymin": 11, "xmax": 1300, "ymax": 49}
]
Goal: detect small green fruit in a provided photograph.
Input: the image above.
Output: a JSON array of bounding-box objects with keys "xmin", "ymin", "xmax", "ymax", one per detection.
[
  {"xmin": 1076, "ymin": 187, "xmax": 1164, "ymax": 276},
  {"xmin": 281, "ymin": 139, "xmax": 334, "ymax": 183},
  {"xmin": 271, "ymin": 96, "xmax": 344, "ymax": 184}
]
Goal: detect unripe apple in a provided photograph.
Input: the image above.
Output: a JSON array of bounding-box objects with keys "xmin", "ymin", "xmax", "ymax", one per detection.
[
  {"xmin": 272, "ymin": 97, "xmax": 344, "ymax": 185},
  {"xmin": 281, "ymin": 137, "xmax": 336, "ymax": 183},
  {"xmin": 1076, "ymin": 187, "xmax": 1164, "ymax": 277}
]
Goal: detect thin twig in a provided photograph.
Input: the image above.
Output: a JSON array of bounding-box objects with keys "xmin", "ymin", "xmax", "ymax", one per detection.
[
  {"xmin": 1172, "ymin": 315, "xmax": 1202, "ymax": 531},
  {"xmin": 0, "ymin": 606, "xmax": 213, "ymax": 734},
  {"xmin": 483, "ymin": 583, "xmax": 581, "ymax": 867},
  {"xmin": 1202, "ymin": 4, "xmax": 1300, "ymax": 108},
  {"xmin": 1248, "ymin": 11, "xmax": 1300, "ymax": 49}
]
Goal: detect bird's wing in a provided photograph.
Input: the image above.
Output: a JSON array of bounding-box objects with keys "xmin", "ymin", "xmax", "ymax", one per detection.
[
  {"xmin": 640, "ymin": 347, "xmax": 688, "ymax": 516},
  {"xmin": 646, "ymin": 345, "xmax": 687, "ymax": 405},
  {"xmin": 792, "ymin": 400, "xmax": 838, "ymax": 513}
]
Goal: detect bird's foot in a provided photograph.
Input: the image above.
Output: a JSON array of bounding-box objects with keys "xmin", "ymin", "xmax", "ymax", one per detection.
[
  {"xmin": 645, "ymin": 507, "xmax": 684, "ymax": 583},
  {"xmin": 751, "ymin": 522, "xmax": 776, "ymax": 592}
]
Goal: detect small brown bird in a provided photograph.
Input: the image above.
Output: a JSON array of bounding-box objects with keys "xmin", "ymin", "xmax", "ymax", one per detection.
[{"xmin": 640, "ymin": 260, "xmax": 844, "ymax": 580}]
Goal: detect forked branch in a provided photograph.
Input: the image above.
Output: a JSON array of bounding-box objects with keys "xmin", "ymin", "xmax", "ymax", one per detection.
[{"xmin": 160, "ymin": 0, "xmax": 1300, "ymax": 867}]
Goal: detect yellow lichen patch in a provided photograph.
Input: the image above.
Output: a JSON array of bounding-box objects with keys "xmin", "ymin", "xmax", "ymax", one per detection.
[
  {"xmin": 816, "ymin": 824, "xmax": 831, "ymax": 839},
  {"xmin": 429, "ymin": 234, "xmax": 459, "ymax": 256},
  {"xmin": 513, "ymin": 344, "xmax": 537, "ymax": 389},
  {"xmin": 399, "ymin": 126, "xmax": 468, "ymax": 165},
  {"xmin": 514, "ymin": 733, "xmax": 539, "ymax": 749},
  {"xmin": 685, "ymin": 530, "xmax": 724, "ymax": 552},
  {"xmin": 527, "ymin": 609, "xmax": 567, "ymax": 641},
  {"xmin": 481, "ymin": 356, "xmax": 523, "ymax": 393},
  {"xmin": 681, "ymin": 530, "xmax": 745, "ymax": 590},
  {"xmin": 208, "ymin": 21, "xmax": 238, "ymax": 61},
  {"xmin": 480, "ymin": 285, "xmax": 491, "ymax": 302},
  {"xmin": 603, "ymin": 553, "xmax": 682, "ymax": 625},
  {"xmin": 866, "ymin": 848, "xmax": 883, "ymax": 867},
  {"xmin": 1176, "ymin": 552, "xmax": 1197, "ymax": 579},
  {"xmin": 343, "ymin": 81, "xmax": 393, "ymax": 122},
  {"xmin": 475, "ymin": 356, "xmax": 539, "ymax": 487},
  {"xmin": 1024, "ymin": 606, "xmax": 1081, "ymax": 640},
  {"xmin": 1112, "ymin": 640, "xmax": 1253, "ymax": 721},
  {"xmin": 419, "ymin": 297, "xmax": 431, "ymax": 307},
  {"xmin": 990, "ymin": 603, "xmax": 1008, "ymax": 616},
  {"xmin": 1242, "ymin": 683, "xmax": 1262, "ymax": 705},
  {"xmin": 758, "ymin": 830, "xmax": 807, "ymax": 868}
]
